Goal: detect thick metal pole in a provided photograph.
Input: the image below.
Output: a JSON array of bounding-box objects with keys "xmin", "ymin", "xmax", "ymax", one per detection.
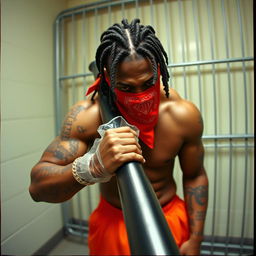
[
  {"xmin": 221, "ymin": 2, "xmax": 233, "ymax": 254},
  {"xmin": 98, "ymin": 89, "xmax": 180, "ymax": 255},
  {"xmin": 206, "ymin": 1, "xmax": 218, "ymax": 252},
  {"xmin": 236, "ymin": 0, "xmax": 249, "ymax": 253}
]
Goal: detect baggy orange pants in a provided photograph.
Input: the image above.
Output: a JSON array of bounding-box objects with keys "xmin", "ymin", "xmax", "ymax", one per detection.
[{"xmin": 88, "ymin": 195, "xmax": 189, "ymax": 255}]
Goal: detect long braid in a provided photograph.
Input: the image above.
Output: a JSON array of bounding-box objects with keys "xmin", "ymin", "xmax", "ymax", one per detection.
[
  {"xmin": 136, "ymin": 46, "xmax": 158, "ymax": 82},
  {"xmin": 94, "ymin": 18, "xmax": 170, "ymax": 102}
]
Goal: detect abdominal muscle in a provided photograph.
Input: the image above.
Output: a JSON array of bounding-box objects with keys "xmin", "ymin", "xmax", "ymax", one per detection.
[{"xmin": 99, "ymin": 161, "xmax": 177, "ymax": 209}]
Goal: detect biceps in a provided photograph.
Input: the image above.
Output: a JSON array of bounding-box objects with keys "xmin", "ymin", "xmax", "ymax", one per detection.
[
  {"xmin": 179, "ymin": 140, "xmax": 205, "ymax": 178},
  {"xmin": 41, "ymin": 136, "xmax": 87, "ymax": 165}
]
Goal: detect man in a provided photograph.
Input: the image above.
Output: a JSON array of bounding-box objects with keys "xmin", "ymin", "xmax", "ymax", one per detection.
[{"xmin": 29, "ymin": 19, "xmax": 208, "ymax": 255}]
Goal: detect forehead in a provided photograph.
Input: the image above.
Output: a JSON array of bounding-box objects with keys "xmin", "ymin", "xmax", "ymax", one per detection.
[{"xmin": 116, "ymin": 55, "xmax": 153, "ymax": 79}]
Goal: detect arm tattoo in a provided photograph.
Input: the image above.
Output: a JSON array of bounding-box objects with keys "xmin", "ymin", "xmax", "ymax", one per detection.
[
  {"xmin": 32, "ymin": 164, "xmax": 72, "ymax": 184},
  {"xmin": 195, "ymin": 210, "xmax": 206, "ymax": 221},
  {"xmin": 185, "ymin": 185, "xmax": 208, "ymax": 216},
  {"xmin": 36, "ymin": 165, "xmax": 71, "ymax": 178},
  {"xmin": 191, "ymin": 231, "xmax": 203, "ymax": 236},
  {"xmin": 45, "ymin": 137, "xmax": 79, "ymax": 162},
  {"xmin": 61, "ymin": 105, "xmax": 86, "ymax": 140},
  {"xmin": 34, "ymin": 164, "xmax": 77, "ymax": 200},
  {"xmin": 77, "ymin": 125, "xmax": 87, "ymax": 134}
]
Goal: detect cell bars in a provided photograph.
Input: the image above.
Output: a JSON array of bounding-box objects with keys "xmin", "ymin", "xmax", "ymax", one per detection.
[{"xmin": 54, "ymin": 0, "xmax": 254, "ymax": 255}]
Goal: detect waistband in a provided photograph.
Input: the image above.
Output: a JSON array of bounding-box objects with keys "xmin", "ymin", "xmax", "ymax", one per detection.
[{"xmin": 97, "ymin": 194, "xmax": 181, "ymax": 217}]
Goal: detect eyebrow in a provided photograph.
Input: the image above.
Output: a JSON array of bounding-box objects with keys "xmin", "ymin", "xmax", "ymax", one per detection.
[{"xmin": 116, "ymin": 76, "xmax": 154, "ymax": 87}]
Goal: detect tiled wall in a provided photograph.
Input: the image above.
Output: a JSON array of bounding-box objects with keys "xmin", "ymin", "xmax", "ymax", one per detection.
[{"xmin": 1, "ymin": 0, "xmax": 67, "ymax": 255}]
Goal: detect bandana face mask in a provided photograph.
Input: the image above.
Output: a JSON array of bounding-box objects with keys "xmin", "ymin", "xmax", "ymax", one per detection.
[
  {"xmin": 106, "ymin": 74, "xmax": 161, "ymax": 149},
  {"xmin": 86, "ymin": 72, "xmax": 161, "ymax": 149}
]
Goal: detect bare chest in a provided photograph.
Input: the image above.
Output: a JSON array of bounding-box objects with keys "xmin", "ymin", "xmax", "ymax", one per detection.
[{"xmin": 140, "ymin": 121, "xmax": 184, "ymax": 168}]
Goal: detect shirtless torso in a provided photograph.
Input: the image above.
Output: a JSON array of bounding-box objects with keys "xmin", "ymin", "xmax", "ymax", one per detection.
[
  {"xmin": 41, "ymin": 85, "xmax": 198, "ymax": 208},
  {"xmin": 100, "ymin": 88, "xmax": 183, "ymax": 208},
  {"xmin": 30, "ymin": 79, "xmax": 207, "ymax": 256},
  {"xmin": 29, "ymin": 18, "xmax": 209, "ymax": 254},
  {"xmin": 30, "ymin": 55, "xmax": 205, "ymax": 212}
]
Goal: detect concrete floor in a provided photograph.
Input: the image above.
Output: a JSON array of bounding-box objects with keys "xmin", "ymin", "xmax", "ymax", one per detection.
[{"xmin": 48, "ymin": 236, "xmax": 89, "ymax": 255}]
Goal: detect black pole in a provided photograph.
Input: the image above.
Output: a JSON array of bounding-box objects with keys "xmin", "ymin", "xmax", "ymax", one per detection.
[{"xmin": 98, "ymin": 90, "xmax": 180, "ymax": 255}]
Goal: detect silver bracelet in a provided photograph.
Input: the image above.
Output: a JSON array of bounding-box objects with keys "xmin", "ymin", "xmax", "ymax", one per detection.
[{"xmin": 72, "ymin": 158, "xmax": 94, "ymax": 186}]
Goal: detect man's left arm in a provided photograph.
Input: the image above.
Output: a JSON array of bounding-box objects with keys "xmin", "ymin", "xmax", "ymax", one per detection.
[{"xmin": 178, "ymin": 111, "xmax": 209, "ymax": 255}]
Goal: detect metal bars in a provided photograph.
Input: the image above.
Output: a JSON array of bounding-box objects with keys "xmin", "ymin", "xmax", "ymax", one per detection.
[
  {"xmin": 57, "ymin": 57, "xmax": 253, "ymax": 81},
  {"xmin": 236, "ymin": 0, "xmax": 250, "ymax": 254},
  {"xmin": 54, "ymin": 0, "xmax": 254, "ymax": 255},
  {"xmin": 220, "ymin": 1, "xmax": 233, "ymax": 253}
]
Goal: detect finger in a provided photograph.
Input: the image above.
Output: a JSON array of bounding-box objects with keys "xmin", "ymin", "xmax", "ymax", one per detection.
[
  {"xmin": 119, "ymin": 152, "xmax": 146, "ymax": 164},
  {"xmin": 108, "ymin": 126, "xmax": 138, "ymax": 136},
  {"xmin": 114, "ymin": 132, "xmax": 138, "ymax": 138},
  {"xmin": 117, "ymin": 137, "xmax": 141, "ymax": 148},
  {"xmin": 119, "ymin": 144, "xmax": 143, "ymax": 155},
  {"xmin": 102, "ymin": 134, "xmax": 140, "ymax": 150},
  {"xmin": 103, "ymin": 131, "xmax": 140, "ymax": 148}
]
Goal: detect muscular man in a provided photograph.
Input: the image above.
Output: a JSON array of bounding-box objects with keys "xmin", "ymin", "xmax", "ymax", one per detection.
[{"xmin": 29, "ymin": 19, "xmax": 208, "ymax": 255}]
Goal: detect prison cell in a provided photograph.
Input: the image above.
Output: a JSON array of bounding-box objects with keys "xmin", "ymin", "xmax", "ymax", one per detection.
[{"xmin": 53, "ymin": 0, "xmax": 254, "ymax": 255}]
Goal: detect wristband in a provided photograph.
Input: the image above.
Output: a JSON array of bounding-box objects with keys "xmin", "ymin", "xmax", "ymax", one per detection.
[
  {"xmin": 72, "ymin": 116, "xmax": 139, "ymax": 185},
  {"xmin": 72, "ymin": 157, "xmax": 95, "ymax": 186}
]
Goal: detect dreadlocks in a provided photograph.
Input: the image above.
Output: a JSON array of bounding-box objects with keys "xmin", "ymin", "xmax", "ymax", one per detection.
[{"xmin": 94, "ymin": 18, "xmax": 170, "ymax": 102}]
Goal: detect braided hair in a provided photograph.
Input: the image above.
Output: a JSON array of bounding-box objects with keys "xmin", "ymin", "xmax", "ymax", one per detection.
[{"xmin": 93, "ymin": 18, "xmax": 170, "ymax": 103}]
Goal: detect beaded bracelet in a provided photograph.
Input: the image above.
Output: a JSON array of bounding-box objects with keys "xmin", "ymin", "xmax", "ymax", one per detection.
[{"xmin": 72, "ymin": 158, "xmax": 94, "ymax": 186}]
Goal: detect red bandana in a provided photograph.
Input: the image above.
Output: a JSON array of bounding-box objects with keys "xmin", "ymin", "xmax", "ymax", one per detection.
[
  {"xmin": 86, "ymin": 77, "xmax": 101, "ymax": 96},
  {"xmin": 86, "ymin": 75, "xmax": 160, "ymax": 149}
]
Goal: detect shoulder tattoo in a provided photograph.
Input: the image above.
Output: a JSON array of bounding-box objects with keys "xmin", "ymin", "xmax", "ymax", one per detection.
[{"xmin": 61, "ymin": 105, "xmax": 86, "ymax": 140}]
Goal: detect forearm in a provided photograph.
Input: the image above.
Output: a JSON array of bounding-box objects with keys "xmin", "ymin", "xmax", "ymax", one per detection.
[
  {"xmin": 29, "ymin": 162, "xmax": 85, "ymax": 203},
  {"xmin": 183, "ymin": 168, "xmax": 208, "ymax": 243}
]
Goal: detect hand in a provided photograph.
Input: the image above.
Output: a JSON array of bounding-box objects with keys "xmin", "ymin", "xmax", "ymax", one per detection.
[
  {"xmin": 179, "ymin": 239, "xmax": 201, "ymax": 256},
  {"xmin": 98, "ymin": 126, "xmax": 145, "ymax": 174}
]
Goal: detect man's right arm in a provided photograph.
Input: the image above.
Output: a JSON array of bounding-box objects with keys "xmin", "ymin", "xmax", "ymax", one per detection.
[
  {"xmin": 29, "ymin": 100, "xmax": 145, "ymax": 203},
  {"xmin": 29, "ymin": 101, "xmax": 92, "ymax": 203},
  {"xmin": 29, "ymin": 136, "xmax": 88, "ymax": 203}
]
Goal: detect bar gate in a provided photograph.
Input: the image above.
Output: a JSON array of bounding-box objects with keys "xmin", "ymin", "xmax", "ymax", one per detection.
[{"xmin": 54, "ymin": 0, "xmax": 254, "ymax": 255}]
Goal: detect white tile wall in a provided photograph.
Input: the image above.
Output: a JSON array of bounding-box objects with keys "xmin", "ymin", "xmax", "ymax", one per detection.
[
  {"xmin": 1, "ymin": 205, "xmax": 63, "ymax": 255},
  {"xmin": 1, "ymin": 0, "xmax": 68, "ymax": 255}
]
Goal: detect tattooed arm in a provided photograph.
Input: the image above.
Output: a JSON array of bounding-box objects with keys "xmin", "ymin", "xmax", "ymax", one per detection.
[
  {"xmin": 178, "ymin": 104, "xmax": 209, "ymax": 255},
  {"xmin": 29, "ymin": 101, "xmax": 100, "ymax": 203}
]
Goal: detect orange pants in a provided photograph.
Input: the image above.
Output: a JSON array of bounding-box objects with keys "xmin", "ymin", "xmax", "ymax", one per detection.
[{"xmin": 88, "ymin": 195, "xmax": 189, "ymax": 255}]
